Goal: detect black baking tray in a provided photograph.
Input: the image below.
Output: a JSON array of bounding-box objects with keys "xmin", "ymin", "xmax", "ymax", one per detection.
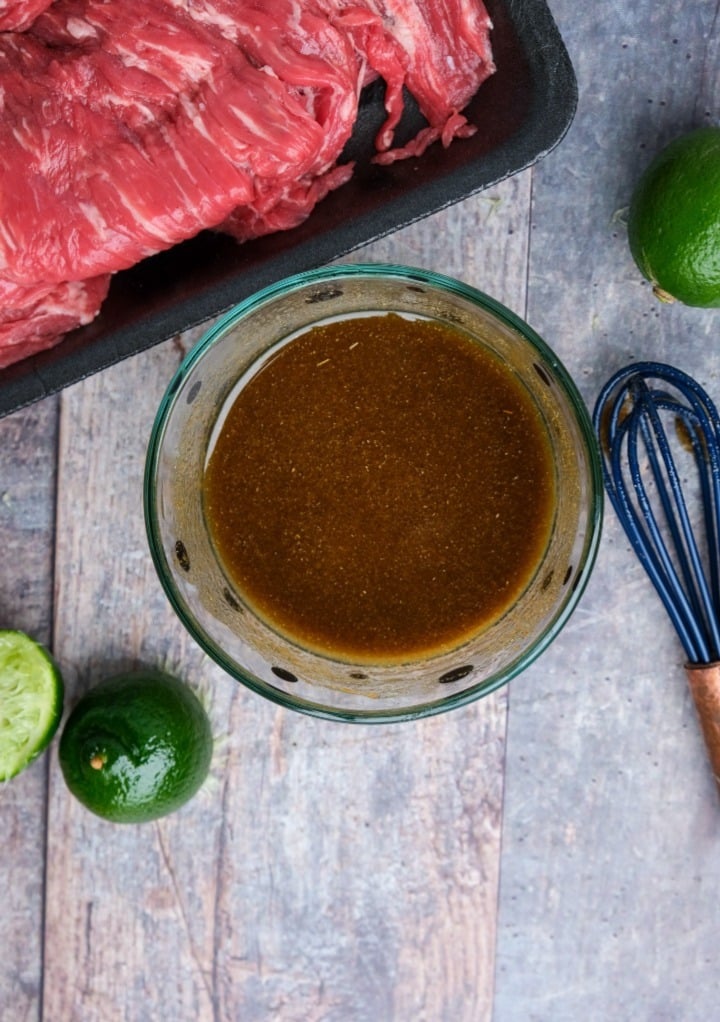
[{"xmin": 0, "ymin": 0, "xmax": 577, "ymax": 417}]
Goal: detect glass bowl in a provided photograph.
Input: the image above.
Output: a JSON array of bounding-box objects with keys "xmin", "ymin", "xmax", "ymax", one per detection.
[{"xmin": 144, "ymin": 264, "xmax": 602, "ymax": 722}]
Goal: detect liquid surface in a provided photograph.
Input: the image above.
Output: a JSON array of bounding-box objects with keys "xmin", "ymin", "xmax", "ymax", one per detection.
[{"xmin": 203, "ymin": 313, "xmax": 556, "ymax": 662}]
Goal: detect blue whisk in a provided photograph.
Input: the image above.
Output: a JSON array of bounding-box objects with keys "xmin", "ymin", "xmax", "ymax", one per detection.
[{"xmin": 593, "ymin": 361, "xmax": 720, "ymax": 792}]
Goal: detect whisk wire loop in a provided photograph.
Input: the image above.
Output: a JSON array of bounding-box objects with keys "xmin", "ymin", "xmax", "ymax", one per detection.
[
  {"xmin": 594, "ymin": 362, "xmax": 720, "ymax": 665},
  {"xmin": 680, "ymin": 394, "xmax": 720, "ymax": 612},
  {"xmin": 615, "ymin": 404, "xmax": 710, "ymax": 662},
  {"xmin": 634, "ymin": 390, "xmax": 720, "ymax": 659}
]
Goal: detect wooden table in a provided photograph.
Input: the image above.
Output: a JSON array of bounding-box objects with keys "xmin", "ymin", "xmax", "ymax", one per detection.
[{"xmin": 2, "ymin": 4, "xmax": 719, "ymax": 1020}]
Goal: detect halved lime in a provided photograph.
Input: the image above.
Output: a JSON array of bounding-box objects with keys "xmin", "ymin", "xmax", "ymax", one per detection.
[{"xmin": 0, "ymin": 629, "xmax": 64, "ymax": 781}]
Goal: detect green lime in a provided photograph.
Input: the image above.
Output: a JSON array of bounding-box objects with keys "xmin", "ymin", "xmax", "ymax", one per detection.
[
  {"xmin": 59, "ymin": 669, "xmax": 213, "ymax": 823},
  {"xmin": 627, "ymin": 125, "xmax": 720, "ymax": 307},
  {"xmin": 0, "ymin": 629, "xmax": 64, "ymax": 781}
]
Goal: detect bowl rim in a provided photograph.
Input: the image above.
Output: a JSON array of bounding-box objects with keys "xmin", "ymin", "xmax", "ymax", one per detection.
[{"xmin": 144, "ymin": 262, "xmax": 603, "ymax": 723}]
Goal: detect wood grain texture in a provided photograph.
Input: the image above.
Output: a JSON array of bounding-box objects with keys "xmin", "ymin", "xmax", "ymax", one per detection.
[
  {"xmin": 39, "ymin": 175, "xmax": 531, "ymax": 1022},
  {"xmin": 493, "ymin": 2, "xmax": 720, "ymax": 1020},
  {"xmin": 0, "ymin": 398, "xmax": 58, "ymax": 1022}
]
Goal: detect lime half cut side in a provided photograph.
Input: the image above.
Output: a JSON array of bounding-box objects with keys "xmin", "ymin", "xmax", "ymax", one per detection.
[{"xmin": 0, "ymin": 630, "xmax": 64, "ymax": 781}]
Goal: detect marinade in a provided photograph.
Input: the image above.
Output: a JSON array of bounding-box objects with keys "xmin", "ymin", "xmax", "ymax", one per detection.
[{"xmin": 203, "ymin": 313, "xmax": 556, "ymax": 662}]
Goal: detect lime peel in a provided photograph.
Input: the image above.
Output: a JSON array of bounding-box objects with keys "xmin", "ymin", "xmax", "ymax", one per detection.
[
  {"xmin": 59, "ymin": 669, "xmax": 213, "ymax": 823},
  {"xmin": 628, "ymin": 126, "xmax": 720, "ymax": 309}
]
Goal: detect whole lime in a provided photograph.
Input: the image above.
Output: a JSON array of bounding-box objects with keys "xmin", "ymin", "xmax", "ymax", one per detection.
[
  {"xmin": 627, "ymin": 125, "xmax": 720, "ymax": 307},
  {"xmin": 59, "ymin": 669, "xmax": 213, "ymax": 823}
]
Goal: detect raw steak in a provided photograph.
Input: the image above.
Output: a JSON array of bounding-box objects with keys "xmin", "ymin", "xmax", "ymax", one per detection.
[
  {"xmin": 6, "ymin": 0, "xmax": 360, "ymax": 283},
  {"xmin": 314, "ymin": 0, "xmax": 495, "ymax": 158},
  {"xmin": 0, "ymin": 276, "xmax": 110, "ymax": 370},
  {"xmin": 0, "ymin": 0, "xmax": 494, "ymax": 370},
  {"xmin": 0, "ymin": 0, "xmax": 52, "ymax": 32}
]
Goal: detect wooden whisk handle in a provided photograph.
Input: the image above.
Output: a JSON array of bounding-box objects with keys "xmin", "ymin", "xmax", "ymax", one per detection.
[{"xmin": 684, "ymin": 663, "xmax": 720, "ymax": 796}]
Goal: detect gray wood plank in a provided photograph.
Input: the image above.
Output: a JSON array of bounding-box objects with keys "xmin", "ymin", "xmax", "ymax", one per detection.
[
  {"xmin": 0, "ymin": 398, "xmax": 58, "ymax": 1022},
  {"xmin": 494, "ymin": 2, "xmax": 720, "ymax": 1020},
  {"xmin": 41, "ymin": 174, "xmax": 530, "ymax": 1022}
]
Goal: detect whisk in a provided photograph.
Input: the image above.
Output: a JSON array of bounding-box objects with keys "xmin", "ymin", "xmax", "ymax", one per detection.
[{"xmin": 593, "ymin": 361, "xmax": 720, "ymax": 794}]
